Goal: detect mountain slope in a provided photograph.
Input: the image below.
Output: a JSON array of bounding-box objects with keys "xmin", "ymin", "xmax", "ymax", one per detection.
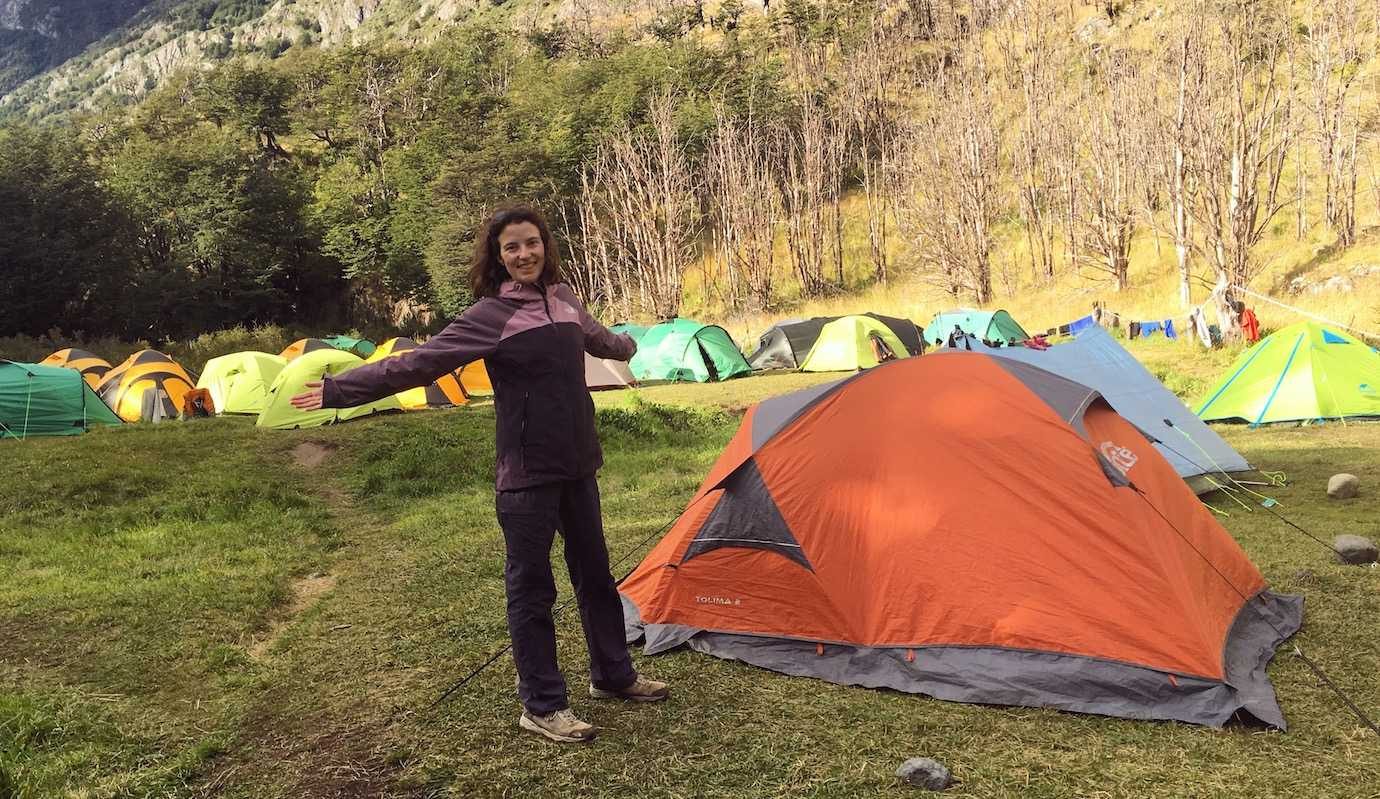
[
  {"xmin": 0, "ymin": 0, "xmax": 493, "ymax": 117},
  {"xmin": 0, "ymin": 0, "xmax": 158, "ymax": 95}
]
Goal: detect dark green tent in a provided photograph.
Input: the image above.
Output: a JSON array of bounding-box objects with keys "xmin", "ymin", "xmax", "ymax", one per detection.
[{"xmin": 0, "ymin": 361, "xmax": 123, "ymax": 439}]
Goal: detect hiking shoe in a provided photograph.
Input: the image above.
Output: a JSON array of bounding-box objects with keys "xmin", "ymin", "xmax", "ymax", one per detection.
[
  {"xmin": 518, "ymin": 708, "xmax": 597, "ymax": 743},
  {"xmin": 590, "ymin": 675, "xmax": 670, "ymax": 703}
]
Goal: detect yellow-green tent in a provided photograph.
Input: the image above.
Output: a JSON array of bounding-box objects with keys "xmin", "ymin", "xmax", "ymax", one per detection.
[
  {"xmin": 197, "ymin": 351, "xmax": 287, "ymax": 415},
  {"xmin": 799, "ymin": 315, "xmax": 910, "ymax": 372},
  {"xmin": 256, "ymin": 350, "xmax": 400, "ymax": 429},
  {"xmin": 1197, "ymin": 321, "xmax": 1380, "ymax": 425}
]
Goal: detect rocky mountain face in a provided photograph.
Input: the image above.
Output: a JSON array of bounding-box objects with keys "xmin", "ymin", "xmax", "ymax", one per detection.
[
  {"xmin": 0, "ymin": 0, "xmax": 159, "ymax": 94},
  {"xmin": 0, "ymin": 0, "xmax": 485, "ymax": 117}
]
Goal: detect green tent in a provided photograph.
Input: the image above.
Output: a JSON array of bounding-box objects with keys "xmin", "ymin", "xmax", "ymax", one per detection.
[
  {"xmin": 610, "ymin": 323, "xmax": 650, "ymax": 343},
  {"xmin": 628, "ymin": 319, "xmax": 752, "ymax": 383},
  {"xmin": 924, "ymin": 309, "xmax": 1029, "ymax": 346},
  {"xmin": 256, "ymin": 350, "xmax": 401, "ymax": 430},
  {"xmin": 197, "ymin": 351, "xmax": 287, "ymax": 415},
  {"xmin": 323, "ymin": 335, "xmax": 376, "ymax": 358},
  {"xmin": 0, "ymin": 361, "xmax": 122, "ymax": 439},
  {"xmin": 1196, "ymin": 321, "xmax": 1380, "ymax": 425},
  {"xmin": 799, "ymin": 315, "xmax": 911, "ymax": 372}
]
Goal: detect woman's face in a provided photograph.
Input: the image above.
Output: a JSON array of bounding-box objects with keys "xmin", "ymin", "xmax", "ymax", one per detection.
[{"xmin": 498, "ymin": 221, "xmax": 545, "ymax": 285}]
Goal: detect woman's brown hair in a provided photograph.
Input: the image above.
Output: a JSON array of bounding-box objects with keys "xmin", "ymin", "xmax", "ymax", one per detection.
[{"xmin": 468, "ymin": 203, "xmax": 565, "ymax": 299}]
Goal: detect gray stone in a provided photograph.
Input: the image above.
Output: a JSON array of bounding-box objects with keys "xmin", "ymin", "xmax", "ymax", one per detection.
[
  {"xmin": 1333, "ymin": 535, "xmax": 1378, "ymax": 565},
  {"xmin": 1327, "ymin": 473, "xmax": 1360, "ymax": 499},
  {"xmin": 896, "ymin": 758, "xmax": 953, "ymax": 791},
  {"xmin": 1309, "ymin": 275, "xmax": 1354, "ymax": 295}
]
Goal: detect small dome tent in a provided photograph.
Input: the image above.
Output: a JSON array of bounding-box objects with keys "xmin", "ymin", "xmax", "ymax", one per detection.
[
  {"xmin": 628, "ymin": 319, "xmax": 752, "ymax": 383},
  {"xmin": 1197, "ymin": 321, "xmax": 1380, "ymax": 425},
  {"xmin": 621, "ymin": 354, "xmax": 1300, "ymax": 728},
  {"xmin": 798, "ymin": 315, "xmax": 910, "ymax": 372},
  {"xmin": 96, "ymin": 350, "xmax": 196, "ymax": 423},
  {"xmin": 747, "ymin": 317, "xmax": 835, "ymax": 371},
  {"xmin": 365, "ymin": 337, "xmax": 473, "ymax": 409},
  {"xmin": 322, "ymin": 335, "xmax": 376, "ymax": 358},
  {"xmin": 279, "ymin": 338, "xmax": 336, "ymax": 361},
  {"xmin": 39, "ymin": 348, "xmax": 113, "ymax": 388},
  {"xmin": 196, "ymin": 351, "xmax": 287, "ymax": 415},
  {"xmin": 924, "ymin": 309, "xmax": 1029, "ymax": 347},
  {"xmin": 256, "ymin": 349, "xmax": 401, "ymax": 429},
  {"xmin": 585, "ymin": 354, "xmax": 636, "ymax": 390},
  {"xmin": 1, "ymin": 361, "xmax": 122, "ymax": 439}
]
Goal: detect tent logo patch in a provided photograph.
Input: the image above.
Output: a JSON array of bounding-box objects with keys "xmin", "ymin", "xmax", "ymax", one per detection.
[
  {"xmin": 695, "ymin": 595, "xmax": 742, "ymax": 606},
  {"xmin": 1100, "ymin": 441, "xmax": 1138, "ymax": 471}
]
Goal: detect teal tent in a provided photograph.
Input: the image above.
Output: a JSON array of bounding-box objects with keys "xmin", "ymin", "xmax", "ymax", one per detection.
[
  {"xmin": 322, "ymin": 335, "xmax": 376, "ymax": 358},
  {"xmin": 629, "ymin": 319, "xmax": 752, "ymax": 383},
  {"xmin": 924, "ymin": 309, "xmax": 1029, "ymax": 346},
  {"xmin": 610, "ymin": 323, "xmax": 650, "ymax": 343},
  {"xmin": 1, "ymin": 361, "xmax": 122, "ymax": 439}
]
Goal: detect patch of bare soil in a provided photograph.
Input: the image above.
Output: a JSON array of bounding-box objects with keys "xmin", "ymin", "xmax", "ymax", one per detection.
[
  {"xmin": 198, "ymin": 700, "xmax": 413, "ymax": 799},
  {"xmin": 292, "ymin": 441, "xmax": 337, "ymax": 469},
  {"xmin": 248, "ymin": 573, "xmax": 337, "ymax": 660}
]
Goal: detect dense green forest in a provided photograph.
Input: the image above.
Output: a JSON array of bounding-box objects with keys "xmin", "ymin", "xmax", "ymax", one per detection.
[{"xmin": 1, "ymin": 3, "xmax": 856, "ymax": 341}]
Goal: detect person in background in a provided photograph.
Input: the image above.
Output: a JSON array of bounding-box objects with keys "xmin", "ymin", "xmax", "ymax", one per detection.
[{"xmin": 289, "ymin": 203, "xmax": 668, "ymax": 744}]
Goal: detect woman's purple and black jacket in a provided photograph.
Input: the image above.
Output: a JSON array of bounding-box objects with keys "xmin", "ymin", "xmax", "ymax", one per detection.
[{"xmin": 320, "ymin": 279, "xmax": 635, "ymax": 491}]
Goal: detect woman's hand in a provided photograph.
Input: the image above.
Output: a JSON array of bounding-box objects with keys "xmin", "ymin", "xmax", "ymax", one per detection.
[{"xmin": 290, "ymin": 380, "xmax": 325, "ymax": 411}]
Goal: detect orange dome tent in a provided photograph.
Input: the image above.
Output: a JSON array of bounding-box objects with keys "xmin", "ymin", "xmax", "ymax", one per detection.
[
  {"xmin": 279, "ymin": 338, "xmax": 336, "ymax": 361},
  {"xmin": 96, "ymin": 350, "xmax": 196, "ymax": 422},
  {"xmin": 40, "ymin": 348, "xmax": 112, "ymax": 388},
  {"xmin": 620, "ymin": 354, "xmax": 1301, "ymax": 728},
  {"xmin": 365, "ymin": 337, "xmax": 471, "ymax": 409}
]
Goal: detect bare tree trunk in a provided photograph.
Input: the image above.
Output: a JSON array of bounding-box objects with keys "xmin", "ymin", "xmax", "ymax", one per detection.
[{"xmin": 895, "ymin": 52, "xmax": 1000, "ymax": 305}]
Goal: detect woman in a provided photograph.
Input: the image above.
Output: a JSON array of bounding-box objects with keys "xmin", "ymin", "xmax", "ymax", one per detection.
[{"xmin": 290, "ymin": 204, "xmax": 668, "ymax": 743}]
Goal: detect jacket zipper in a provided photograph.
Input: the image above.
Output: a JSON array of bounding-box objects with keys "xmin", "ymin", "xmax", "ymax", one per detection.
[{"xmin": 520, "ymin": 391, "xmax": 530, "ymax": 473}]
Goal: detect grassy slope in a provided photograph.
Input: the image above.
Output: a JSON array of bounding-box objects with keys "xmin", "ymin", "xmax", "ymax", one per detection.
[{"xmin": 1, "ymin": 373, "xmax": 1378, "ymax": 797}]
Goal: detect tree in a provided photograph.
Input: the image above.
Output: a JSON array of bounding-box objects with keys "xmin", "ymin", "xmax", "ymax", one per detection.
[
  {"xmin": 779, "ymin": 37, "xmax": 848, "ymax": 296},
  {"xmin": 705, "ymin": 102, "xmax": 784, "ymax": 311},
  {"xmin": 896, "ymin": 52, "xmax": 1001, "ymax": 304},
  {"xmin": 996, "ymin": 0, "xmax": 1064, "ymax": 283},
  {"xmin": 0, "ymin": 124, "xmax": 136, "ymax": 337},
  {"xmin": 195, "ymin": 62, "xmax": 295, "ymax": 156},
  {"xmin": 1182, "ymin": 0, "xmax": 1296, "ymax": 334},
  {"xmin": 1070, "ymin": 49, "xmax": 1144, "ymax": 292},
  {"xmin": 574, "ymin": 92, "xmax": 701, "ymax": 319},
  {"xmin": 1304, "ymin": 0, "xmax": 1374, "ymax": 247}
]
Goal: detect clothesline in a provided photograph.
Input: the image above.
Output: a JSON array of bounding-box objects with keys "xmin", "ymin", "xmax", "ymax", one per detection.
[{"xmin": 1231, "ymin": 285, "xmax": 1380, "ymax": 344}]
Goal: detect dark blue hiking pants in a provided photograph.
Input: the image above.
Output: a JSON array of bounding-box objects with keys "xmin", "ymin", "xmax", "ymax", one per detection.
[{"xmin": 495, "ymin": 475, "xmax": 636, "ymax": 715}]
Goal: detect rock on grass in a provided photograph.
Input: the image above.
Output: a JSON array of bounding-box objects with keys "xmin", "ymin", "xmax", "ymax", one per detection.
[
  {"xmin": 1333, "ymin": 535, "xmax": 1378, "ymax": 565},
  {"xmin": 896, "ymin": 758, "xmax": 953, "ymax": 790},
  {"xmin": 1327, "ymin": 474, "xmax": 1360, "ymax": 499}
]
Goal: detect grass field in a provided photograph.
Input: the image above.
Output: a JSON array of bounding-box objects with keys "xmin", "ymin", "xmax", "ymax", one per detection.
[{"xmin": 3, "ymin": 361, "xmax": 1379, "ymax": 798}]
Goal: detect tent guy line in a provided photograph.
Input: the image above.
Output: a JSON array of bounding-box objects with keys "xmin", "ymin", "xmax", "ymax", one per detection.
[{"xmin": 1130, "ymin": 483, "xmax": 1380, "ymax": 738}]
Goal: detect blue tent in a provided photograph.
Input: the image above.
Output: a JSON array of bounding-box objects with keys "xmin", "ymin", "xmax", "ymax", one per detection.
[{"xmin": 944, "ymin": 327, "xmax": 1250, "ymax": 489}]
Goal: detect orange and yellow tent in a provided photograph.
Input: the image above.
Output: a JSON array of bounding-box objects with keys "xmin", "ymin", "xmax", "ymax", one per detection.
[{"xmin": 96, "ymin": 350, "xmax": 196, "ymax": 422}]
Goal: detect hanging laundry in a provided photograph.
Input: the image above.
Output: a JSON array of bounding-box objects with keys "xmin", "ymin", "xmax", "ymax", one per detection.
[
  {"xmin": 1189, "ymin": 308, "xmax": 1213, "ymax": 347},
  {"xmin": 1164, "ymin": 319, "xmax": 1177, "ymax": 340},
  {"xmin": 1138, "ymin": 321, "xmax": 1165, "ymax": 339},
  {"xmin": 1068, "ymin": 315, "xmax": 1097, "ymax": 334},
  {"xmin": 1128, "ymin": 321, "xmax": 1141, "ymax": 338},
  {"xmin": 1240, "ymin": 307, "xmax": 1261, "ymax": 343}
]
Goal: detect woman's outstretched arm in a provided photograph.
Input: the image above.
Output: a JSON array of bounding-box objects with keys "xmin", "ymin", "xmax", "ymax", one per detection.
[
  {"xmin": 295, "ymin": 307, "xmax": 500, "ymax": 410},
  {"xmin": 559, "ymin": 285, "xmax": 636, "ymax": 362}
]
